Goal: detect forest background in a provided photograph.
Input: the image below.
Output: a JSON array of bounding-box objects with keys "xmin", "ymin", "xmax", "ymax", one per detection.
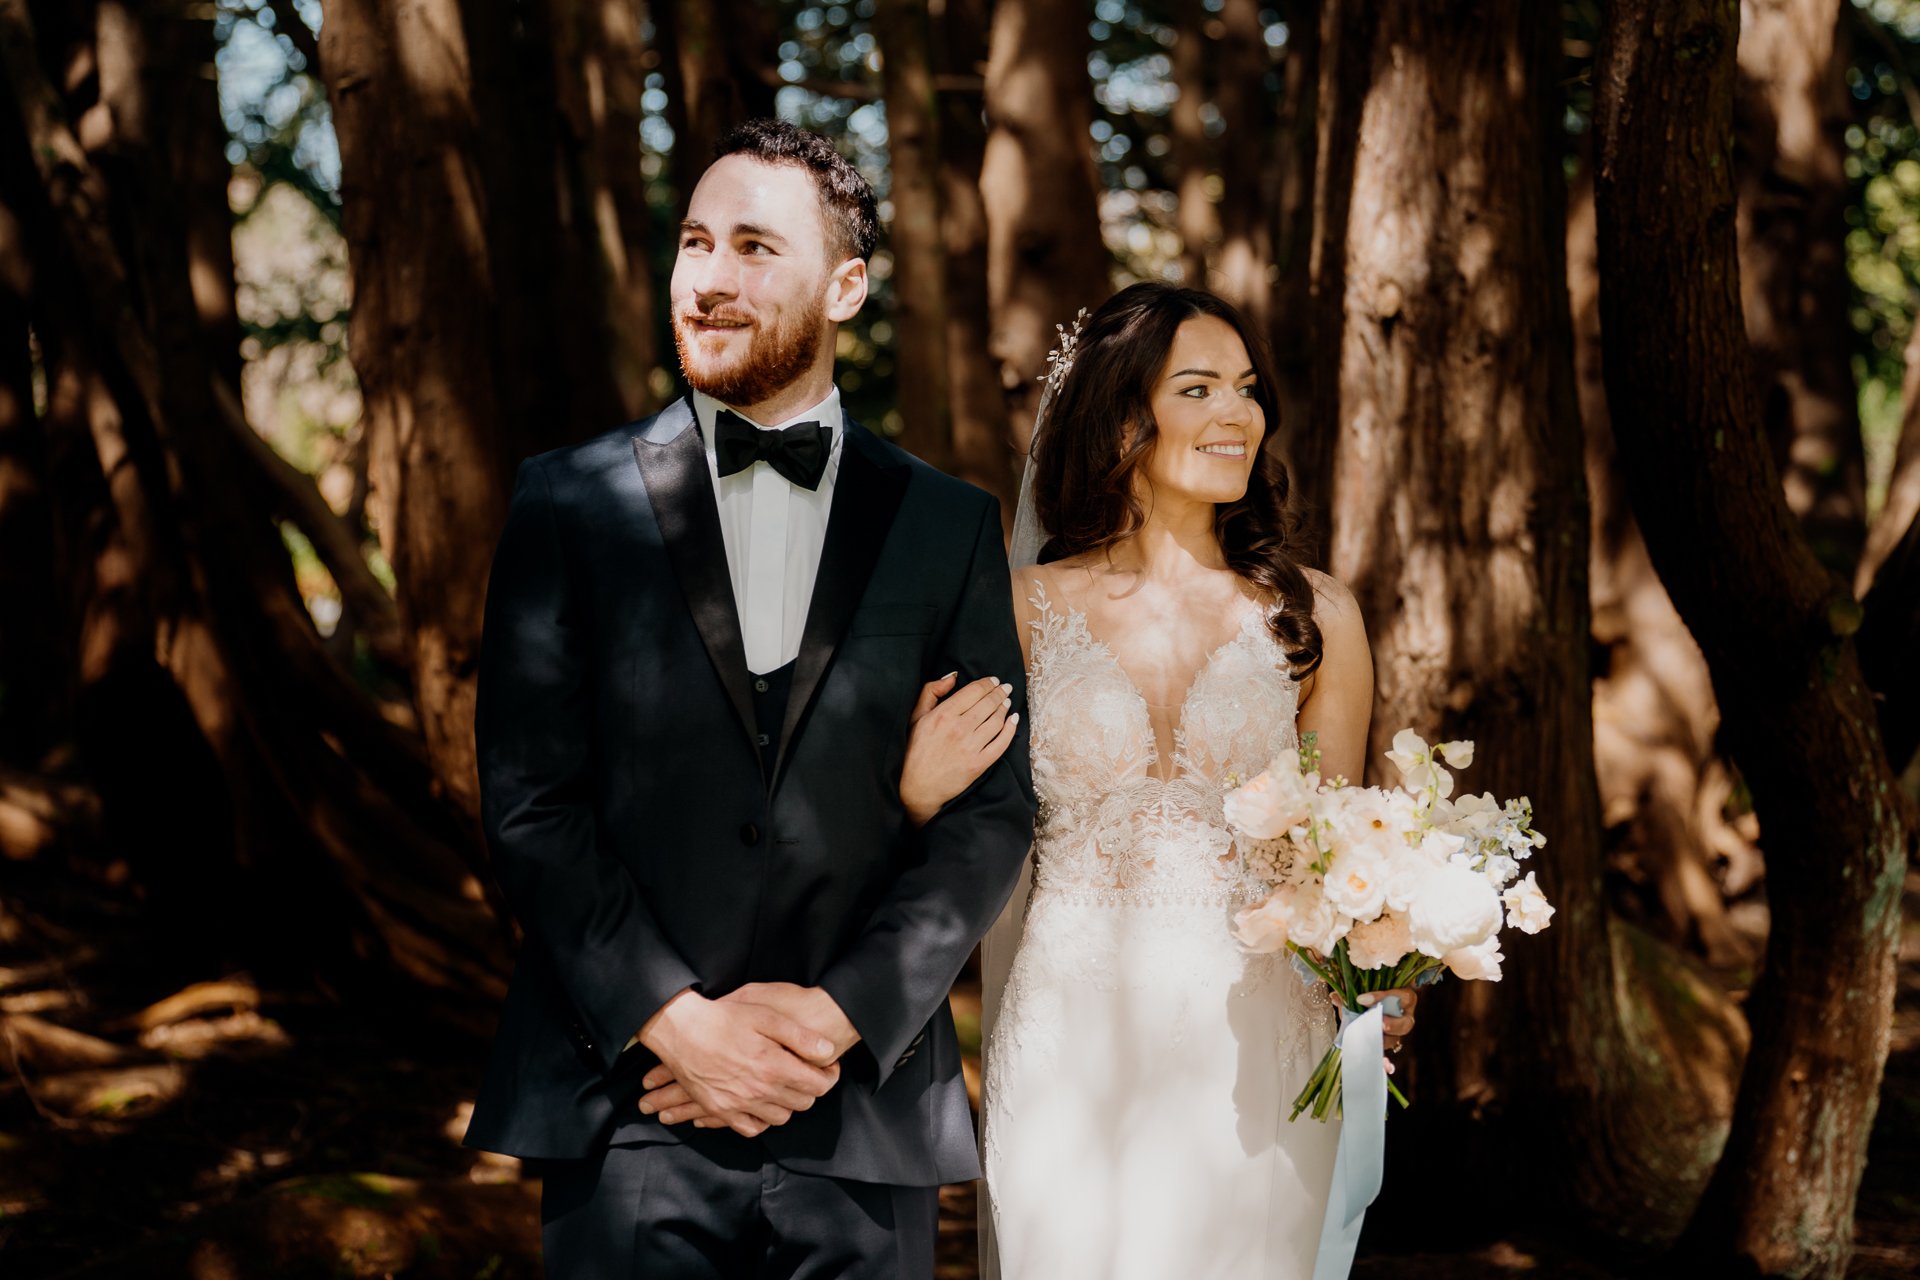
[{"xmin": 0, "ymin": 0, "xmax": 1917, "ymax": 1276}]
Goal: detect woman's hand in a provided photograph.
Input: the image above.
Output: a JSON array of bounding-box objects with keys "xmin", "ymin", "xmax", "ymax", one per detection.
[
  {"xmin": 899, "ymin": 673, "xmax": 1019, "ymax": 826},
  {"xmin": 1359, "ymin": 987, "xmax": 1418, "ymax": 1057}
]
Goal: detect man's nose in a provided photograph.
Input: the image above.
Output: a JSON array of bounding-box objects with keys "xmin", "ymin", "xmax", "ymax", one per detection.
[{"xmin": 678, "ymin": 246, "xmax": 741, "ymax": 309}]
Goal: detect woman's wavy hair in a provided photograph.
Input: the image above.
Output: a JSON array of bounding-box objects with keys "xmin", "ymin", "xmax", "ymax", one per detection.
[{"xmin": 1032, "ymin": 281, "xmax": 1323, "ymax": 676}]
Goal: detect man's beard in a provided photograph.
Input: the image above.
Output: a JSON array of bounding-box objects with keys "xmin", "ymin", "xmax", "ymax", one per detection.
[{"xmin": 673, "ymin": 292, "xmax": 827, "ymax": 409}]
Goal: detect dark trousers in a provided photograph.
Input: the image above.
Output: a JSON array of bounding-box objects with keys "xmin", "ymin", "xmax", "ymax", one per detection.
[{"xmin": 540, "ymin": 1128, "xmax": 939, "ymax": 1280}]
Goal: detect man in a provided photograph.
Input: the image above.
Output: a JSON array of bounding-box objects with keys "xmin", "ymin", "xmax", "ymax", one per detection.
[{"xmin": 464, "ymin": 118, "xmax": 1035, "ymax": 1279}]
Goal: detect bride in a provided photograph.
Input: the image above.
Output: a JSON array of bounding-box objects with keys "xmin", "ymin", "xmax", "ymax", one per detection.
[{"xmin": 923, "ymin": 282, "xmax": 1419, "ymax": 1279}]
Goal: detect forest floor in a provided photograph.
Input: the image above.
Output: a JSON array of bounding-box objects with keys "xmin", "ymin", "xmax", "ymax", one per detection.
[{"xmin": 0, "ymin": 850, "xmax": 1915, "ymax": 1278}]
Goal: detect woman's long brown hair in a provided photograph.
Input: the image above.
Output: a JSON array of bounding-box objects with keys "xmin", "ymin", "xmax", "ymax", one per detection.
[{"xmin": 1031, "ymin": 281, "xmax": 1324, "ymax": 676}]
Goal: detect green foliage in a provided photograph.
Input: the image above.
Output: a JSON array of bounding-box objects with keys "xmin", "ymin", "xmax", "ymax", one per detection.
[{"xmin": 1841, "ymin": 0, "xmax": 1920, "ymax": 515}]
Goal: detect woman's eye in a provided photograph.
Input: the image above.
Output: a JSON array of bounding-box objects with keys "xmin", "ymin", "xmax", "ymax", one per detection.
[
  {"xmin": 1237, "ymin": 385, "xmax": 1256, "ymax": 398},
  {"xmin": 1181, "ymin": 385, "xmax": 1209, "ymax": 398}
]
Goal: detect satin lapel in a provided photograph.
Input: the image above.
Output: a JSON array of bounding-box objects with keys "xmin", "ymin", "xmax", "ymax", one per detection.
[
  {"xmin": 774, "ymin": 422, "xmax": 911, "ymax": 784},
  {"xmin": 631, "ymin": 401, "xmax": 761, "ymax": 774}
]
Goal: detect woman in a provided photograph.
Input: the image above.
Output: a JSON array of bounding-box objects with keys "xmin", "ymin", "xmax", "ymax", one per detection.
[{"xmin": 906, "ymin": 282, "xmax": 1417, "ymax": 1279}]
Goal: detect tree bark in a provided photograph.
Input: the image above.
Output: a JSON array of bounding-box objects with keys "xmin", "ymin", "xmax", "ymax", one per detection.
[
  {"xmin": 1296, "ymin": 0, "xmax": 1369, "ymax": 561},
  {"xmin": 0, "ymin": 188, "xmax": 58, "ymax": 768},
  {"xmin": 1735, "ymin": 0, "xmax": 1868, "ymax": 575},
  {"xmin": 1169, "ymin": 0, "xmax": 1215, "ymax": 290},
  {"xmin": 1212, "ymin": 0, "xmax": 1274, "ymax": 322},
  {"xmin": 321, "ymin": 0, "xmax": 629, "ymax": 825},
  {"xmin": 1856, "ymin": 356, "xmax": 1920, "ymax": 771},
  {"xmin": 0, "ymin": 0, "xmax": 513, "ymax": 1015},
  {"xmin": 1268, "ymin": 0, "xmax": 1318, "ymax": 538},
  {"xmin": 1570, "ymin": 169, "xmax": 1763, "ymax": 973},
  {"xmin": 981, "ymin": 0, "xmax": 1111, "ymax": 456},
  {"xmin": 659, "ymin": 0, "xmax": 776, "ymax": 213},
  {"xmin": 1593, "ymin": 0, "xmax": 1913, "ymax": 1272},
  {"xmin": 931, "ymin": 0, "xmax": 1015, "ymax": 522},
  {"xmin": 873, "ymin": 0, "xmax": 950, "ymax": 471},
  {"xmin": 552, "ymin": 0, "xmax": 660, "ymax": 420},
  {"xmin": 1320, "ymin": 0, "xmax": 1702, "ymax": 1241}
]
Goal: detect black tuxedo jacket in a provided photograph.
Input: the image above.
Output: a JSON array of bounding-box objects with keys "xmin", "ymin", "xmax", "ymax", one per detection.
[{"xmin": 464, "ymin": 397, "xmax": 1035, "ymax": 1186}]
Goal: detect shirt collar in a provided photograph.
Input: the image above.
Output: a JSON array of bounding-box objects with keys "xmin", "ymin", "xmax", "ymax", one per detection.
[{"xmin": 692, "ymin": 386, "xmax": 843, "ymax": 443}]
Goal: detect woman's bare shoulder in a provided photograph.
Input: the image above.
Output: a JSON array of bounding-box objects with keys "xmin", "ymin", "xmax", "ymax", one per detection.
[{"xmin": 1302, "ymin": 568, "xmax": 1362, "ymax": 626}]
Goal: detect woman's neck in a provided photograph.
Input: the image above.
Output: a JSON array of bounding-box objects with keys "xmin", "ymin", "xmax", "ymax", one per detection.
[{"xmin": 1103, "ymin": 488, "xmax": 1227, "ymax": 583}]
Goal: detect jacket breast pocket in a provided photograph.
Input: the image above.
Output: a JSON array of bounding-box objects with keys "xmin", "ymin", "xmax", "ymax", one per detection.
[{"xmin": 849, "ymin": 604, "xmax": 938, "ymax": 638}]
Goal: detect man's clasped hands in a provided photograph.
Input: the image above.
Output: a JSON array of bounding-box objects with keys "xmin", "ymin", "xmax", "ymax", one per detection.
[{"xmin": 636, "ymin": 982, "xmax": 859, "ymax": 1138}]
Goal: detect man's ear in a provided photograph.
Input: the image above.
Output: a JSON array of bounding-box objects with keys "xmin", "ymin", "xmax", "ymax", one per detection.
[{"xmin": 827, "ymin": 256, "xmax": 868, "ymax": 324}]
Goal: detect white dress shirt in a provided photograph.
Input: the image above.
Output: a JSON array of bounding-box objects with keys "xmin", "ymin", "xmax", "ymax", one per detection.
[{"xmin": 692, "ymin": 387, "xmax": 844, "ymax": 675}]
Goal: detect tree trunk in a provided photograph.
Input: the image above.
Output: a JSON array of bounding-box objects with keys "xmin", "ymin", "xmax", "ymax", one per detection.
[
  {"xmin": 1593, "ymin": 0, "xmax": 1913, "ymax": 1272},
  {"xmin": 1856, "ymin": 352, "xmax": 1920, "ymax": 770},
  {"xmin": 873, "ymin": 0, "xmax": 950, "ymax": 471},
  {"xmin": 0, "ymin": 197, "xmax": 59, "ymax": 768},
  {"xmin": 0, "ymin": 0, "xmax": 512, "ymax": 1016},
  {"xmin": 660, "ymin": 0, "xmax": 776, "ymax": 213},
  {"xmin": 552, "ymin": 0, "xmax": 660, "ymax": 420},
  {"xmin": 1320, "ymin": 0, "xmax": 1705, "ymax": 1242},
  {"xmin": 931, "ymin": 0, "xmax": 1015, "ymax": 522},
  {"xmin": 1296, "ymin": 0, "xmax": 1369, "ymax": 561},
  {"xmin": 1571, "ymin": 170, "xmax": 1763, "ymax": 973},
  {"xmin": 1735, "ymin": 0, "xmax": 1868, "ymax": 576},
  {"xmin": 1269, "ymin": 0, "xmax": 1318, "ymax": 537},
  {"xmin": 321, "ymin": 0, "xmax": 627, "ymax": 826},
  {"xmin": 1169, "ymin": 0, "xmax": 1215, "ymax": 290},
  {"xmin": 1212, "ymin": 0, "xmax": 1274, "ymax": 322},
  {"xmin": 981, "ymin": 0, "xmax": 1111, "ymax": 456}
]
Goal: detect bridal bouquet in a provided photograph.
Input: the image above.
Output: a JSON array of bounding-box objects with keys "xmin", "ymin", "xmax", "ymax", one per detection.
[{"xmin": 1225, "ymin": 729, "xmax": 1552, "ymax": 1121}]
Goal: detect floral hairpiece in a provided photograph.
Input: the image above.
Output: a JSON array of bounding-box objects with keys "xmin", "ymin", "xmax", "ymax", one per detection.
[{"xmin": 1032, "ymin": 308, "xmax": 1088, "ymax": 439}]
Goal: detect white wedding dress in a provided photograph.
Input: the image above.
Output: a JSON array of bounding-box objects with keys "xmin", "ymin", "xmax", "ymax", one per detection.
[{"xmin": 979, "ymin": 581, "xmax": 1341, "ymax": 1280}]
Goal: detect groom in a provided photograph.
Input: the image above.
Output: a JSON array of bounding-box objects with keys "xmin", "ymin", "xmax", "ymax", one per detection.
[{"xmin": 464, "ymin": 119, "xmax": 1035, "ymax": 1277}]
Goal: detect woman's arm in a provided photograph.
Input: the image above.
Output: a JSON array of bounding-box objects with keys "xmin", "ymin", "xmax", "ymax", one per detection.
[{"xmin": 1294, "ymin": 569, "xmax": 1374, "ymax": 787}]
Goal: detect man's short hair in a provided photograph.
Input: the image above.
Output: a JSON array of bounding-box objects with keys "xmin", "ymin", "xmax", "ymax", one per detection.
[{"xmin": 712, "ymin": 119, "xmax": 879, "ymax": 264}]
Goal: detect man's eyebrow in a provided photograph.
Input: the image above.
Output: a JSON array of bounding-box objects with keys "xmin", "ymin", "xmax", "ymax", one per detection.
[
  {"xmin": 678, "ymin": 219, "xmax": 708, "ymax": 236},
  {"xmin": 731, "ymin": 222, "xmax": 789, "ymax": 244}
]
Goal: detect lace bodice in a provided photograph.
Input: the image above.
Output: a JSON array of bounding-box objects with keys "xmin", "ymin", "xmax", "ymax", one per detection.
[{"xmin": 1024, "ymin": 582, "xmax": 1300, "ymax": 904}]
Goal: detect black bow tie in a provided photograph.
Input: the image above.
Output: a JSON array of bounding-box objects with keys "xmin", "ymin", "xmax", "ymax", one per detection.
[{"xmin": 712, "ymin": 409, "xmax": 832, "ymax": 491}]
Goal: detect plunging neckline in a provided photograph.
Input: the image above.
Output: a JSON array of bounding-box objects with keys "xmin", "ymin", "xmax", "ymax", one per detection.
[{"xmin": 1041, "ymin": 588, "xmax": 1273, "ymax": 728}]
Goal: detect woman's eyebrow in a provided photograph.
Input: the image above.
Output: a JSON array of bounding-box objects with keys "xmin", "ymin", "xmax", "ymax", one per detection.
[{"xmin": 1168, "ymin": 367, "xmax": 1220, "ymax": 379}]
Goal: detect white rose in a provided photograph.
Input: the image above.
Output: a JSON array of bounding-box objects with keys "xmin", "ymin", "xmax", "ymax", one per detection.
[
  {"xmin": 1329, "ymin": 787, "xmax": 1415, "ymax": 857},
  {"xmin": 1223, "ymin": 755, "xmax": 1316, "ymax": 839},
  {"xmin": 1501, "ymin": 871, "xmax": 1556, "ymax": 934},
  {"xmin": 1233, "ymin": 886, "xmax": 1296, "ymax": 953},
  {"xmin": 1407, "ymin": 862, "xmax": 1503, "ymax": 957},
  {"xmin": 1344, "ymin": 910, "xmax": 1413, "ymax": 970},
  {"xmin": 1383, "ymin": 847, "xmax": 1437, "ymax": 914},
  {"xmin": 1287, "ymin": 885, "xmax": 1352, "ymax": 955},
  {"xmin": 1323, "ymin": 847, "xmax": 1391, "ymax": 921},
  {"xmin": 1443, "ymin": 935, "xmax": 1504, "ymax": 981}
]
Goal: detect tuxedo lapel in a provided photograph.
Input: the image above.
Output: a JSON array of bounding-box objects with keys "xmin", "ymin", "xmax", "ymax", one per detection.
[
  {"xmin": 631, "ymin": 399, "xmax": 761, "ymax": 774},
  {"xmin": 774, "ymin": 421, "xmax": 911, "ymax": 784}
]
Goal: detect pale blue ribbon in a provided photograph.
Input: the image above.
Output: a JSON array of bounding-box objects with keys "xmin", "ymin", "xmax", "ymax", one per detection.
[{"xmin": 1310, "ymin": 995, "xmax": 1400, "ymax": 1280}]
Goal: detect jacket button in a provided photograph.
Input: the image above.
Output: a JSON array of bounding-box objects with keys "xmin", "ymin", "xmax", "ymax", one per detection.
[
  {"xmin": 739, "ymin": 823, "xmax": 760, "ymax": 846},
  {"xmin": 757, "ymin": 732, "xmax": 771, "ymax": 747},
  {"xmin": 754, "ymin": 678, "xmax": 769, "ymax": 693}
]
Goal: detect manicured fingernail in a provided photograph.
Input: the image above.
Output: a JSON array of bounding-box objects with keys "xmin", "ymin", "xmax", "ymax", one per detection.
[
  {"xmin": 1009, "ymin": 713, "xmax": 1019, "ymax": 724},
  {"xmin": 1002, "ymin": 697, "xmax": 1010, "ymax": 708},
  {"xmin": 1358, "ymin": 993, "xmax": 1376, "ymax": 1006},
  {"xmin": 943, "ymin": 671, "xmax": 957, "ymax": 679}
]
